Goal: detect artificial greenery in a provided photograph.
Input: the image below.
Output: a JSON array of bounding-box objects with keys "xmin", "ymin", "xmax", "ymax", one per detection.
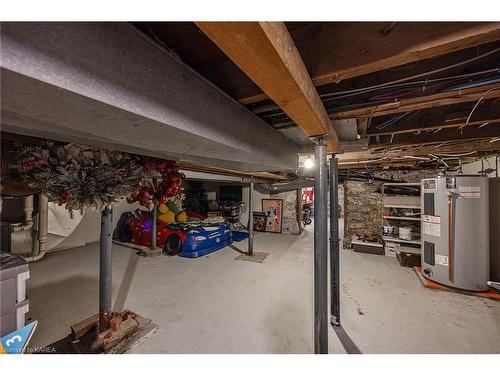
[{"xmin": 19, "ymin": 142, "xmax": 144, "ymax": 211}]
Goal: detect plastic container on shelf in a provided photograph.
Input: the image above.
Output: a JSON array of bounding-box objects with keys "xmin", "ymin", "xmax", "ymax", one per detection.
[
  {"xmin": 383, "ymin": 225, "xmax": 394, "ymax": 237},
  {"xmin": 399, "ymin": 227, "xmax": 412, "ymax": 241}
]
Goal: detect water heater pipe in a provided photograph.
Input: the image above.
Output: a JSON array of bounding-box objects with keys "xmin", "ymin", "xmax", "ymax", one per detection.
[{"xmin": 447, "ymin": 192, "xmax": 456, "ymax": 283}]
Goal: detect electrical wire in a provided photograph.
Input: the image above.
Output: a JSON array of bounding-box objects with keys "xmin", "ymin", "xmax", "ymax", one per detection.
[
  {"xmin": 318, "ymin": 45, "xmax": 500, "ymax": 99},
  {"xmin": 321, "ymin": 70, "xmax": 500, "ymax": 103},
  {"xmin": 462, "ymin": 86, "xmax": 500, "ymax": 128},
  {"xmin": 252, "ymin": 67, "xmax": 499, "ymax": 116},
  {"xmin": 433, "ymin": 151, "xmax": 477, "ymax": 157}
]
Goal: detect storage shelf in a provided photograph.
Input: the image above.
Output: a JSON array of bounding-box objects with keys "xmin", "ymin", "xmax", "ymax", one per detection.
[
  {"xmin": 382, "ymin": 183, "xmax": 421, "ymax": 187},
  {"xmin": 383, "ymin": 236, "xmax": 421, "ymax": 245},
  {"xmin": 397, "ymin": 246, "xmax": 421, "ymax": 255},
  {"xmin": 383, "ymin": 216, "xmax": 421, "ymax": 221},
  {"xmin": 383, "ymin": 204, "xmax": 421, "ymax": 209}
]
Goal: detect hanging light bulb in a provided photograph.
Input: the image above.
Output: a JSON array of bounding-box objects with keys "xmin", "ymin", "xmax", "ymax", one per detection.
[{"xmin": 304, "ymin": 157, "xmax": 314, "ymax": 169}]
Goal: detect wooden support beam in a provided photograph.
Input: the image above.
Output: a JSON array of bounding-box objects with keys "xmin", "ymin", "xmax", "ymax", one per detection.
[
  {"xmin": 196, "ymin": 22, "xmax": 339, "ymax": 152},
  {"xmin": 179, "ymin": 161, "xmax": 288, "ymax": 181},
  {"xmin": 298, "ymin": 139, "xmax": 368, "ymax": 154},
  {"xmin": 331, "ymin": 83, "xmax": 500, "ymax": 119},
  {"xmin": 239, "ymin": 22, "xmax": 500, "ymax": 104}
]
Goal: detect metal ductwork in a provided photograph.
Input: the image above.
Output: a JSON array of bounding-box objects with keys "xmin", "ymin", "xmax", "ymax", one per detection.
[{"xmin": 0, "ymin": 22, "xmax": 297, "ymax": 172}]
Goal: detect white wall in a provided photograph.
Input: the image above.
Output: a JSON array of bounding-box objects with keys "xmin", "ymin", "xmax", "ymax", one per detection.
[
  {"xmin": 462, "ymin": 156, "xmax": 499, "ymax": 178},
  {"xmin": 240, "ymin": 187, "xmax": 270, "ymax": 226},
  {"xmin": 53, "ymin": 200, "xmax": 140, "ymax": 250}
]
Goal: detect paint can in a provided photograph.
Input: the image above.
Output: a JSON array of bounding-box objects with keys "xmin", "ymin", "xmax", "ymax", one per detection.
[
  {"xmin": 399, "ymin": 227, "xmax": 412, "ymax": 241},
  {"xmin": 383, "ymin": 225, "xmax": 394, "ymax": 237}
]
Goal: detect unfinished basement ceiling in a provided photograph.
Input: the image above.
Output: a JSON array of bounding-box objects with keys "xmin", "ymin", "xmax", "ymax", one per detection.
[
  {"xmin": 2, "ymin": 21, "xmax": 500, "ymax": 172},
  {"xmin": 133, "ymin": 22, "xmax": 500, "ymax": 167}
]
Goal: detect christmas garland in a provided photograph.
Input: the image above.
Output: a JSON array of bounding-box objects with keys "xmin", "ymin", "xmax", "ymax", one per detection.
[
  {"xmin": 18, "ymin": 142, "xmax": 183, "ymax": 211},
  {"xmin": 127, "ymin": 158, "xmax": 185, "ymax": 207}
]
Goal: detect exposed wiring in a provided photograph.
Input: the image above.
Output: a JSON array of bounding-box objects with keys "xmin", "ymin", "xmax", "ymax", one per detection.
[
  {"xmin": 376, "ymin": 110, "xmax": 420, "ymax": 130},
  {"xmin": 462, "ymin": 87, "xmax": 500, "ymax": 128},
  {"xmin": 428, "ymin": 153, "xmax": 449, "ymax": 167},
  {"xmin": 252, "ymin": 66, "xmax": 499, "ymax": 117},
  {"xmin": 433, "ymin": 151, "xmax": 477, "ymax": 157},
  {"xmin": 322, "ymin": 69, "xmax": 500, "ymax": 102},
  {"xmin": 320, "ymin": 46, "xmax": 500, "ymax": 99}
]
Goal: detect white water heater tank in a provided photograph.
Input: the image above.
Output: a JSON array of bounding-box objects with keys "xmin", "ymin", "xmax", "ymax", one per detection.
[{"xmin": 421, "ymin": 175, "xmax": 489, "ymax": 291}]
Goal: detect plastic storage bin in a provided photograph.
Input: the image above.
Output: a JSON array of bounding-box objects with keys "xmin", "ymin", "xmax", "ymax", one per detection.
[{"xmin": 1, "ymin": 252, "xmax": 30, "ymax": 336}]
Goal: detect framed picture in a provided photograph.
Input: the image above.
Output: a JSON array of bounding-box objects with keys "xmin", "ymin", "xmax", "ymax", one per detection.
[
  {"xmin": 262, "ymin": 198, "xmax": 283, "ymax": 233},
  {"xmin": 253, "ymin": 212, "xmax": 267, "ymax": 232}
]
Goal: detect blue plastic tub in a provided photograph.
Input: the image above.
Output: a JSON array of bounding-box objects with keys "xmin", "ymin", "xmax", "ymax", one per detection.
[
  {"xmin": 231, "ymin": 231, "xmax": 249, "ymax": 242},
  {"xmin": 178, "ymin": 225, "xmax": 232, "ymax": 258}
]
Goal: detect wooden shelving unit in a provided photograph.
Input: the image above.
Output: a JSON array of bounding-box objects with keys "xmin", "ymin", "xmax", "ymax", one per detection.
[
  {"xmin": 381, "ymin": 183, "xmax": 422, "ymax": 257},
  {"xmin": 383, "ymin": 216, "xmax": 420, "ymax": 222}
]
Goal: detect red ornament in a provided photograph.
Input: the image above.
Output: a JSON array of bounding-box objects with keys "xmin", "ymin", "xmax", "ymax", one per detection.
[{"xmin": 128, "ymin": 158, "xmax": 184, "ymax": 208}]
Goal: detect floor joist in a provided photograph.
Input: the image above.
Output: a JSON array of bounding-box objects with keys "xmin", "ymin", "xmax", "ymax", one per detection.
[
  {"xmin": 239, "ymin": 22, "xmax": 500, "ymax": 104},
  {"xmin": 331, "ymin": 83, "xmax": 500, "ymax": 119},
  {"xmin": 196, "ymin": 22, "xmax": 339, "ymax": 152}
]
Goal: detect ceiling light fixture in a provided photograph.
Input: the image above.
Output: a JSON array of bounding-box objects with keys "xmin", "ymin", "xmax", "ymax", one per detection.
[{"xmin": 304, "ymin": 158, "xmax": 315, "ymax": 169}]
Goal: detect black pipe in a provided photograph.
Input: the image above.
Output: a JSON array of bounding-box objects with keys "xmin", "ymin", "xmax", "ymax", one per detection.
[
  {"xmin": 99, "ymin": 207, "xmax": 113, "ymax": 333},
  {"xmin": 314, "ymin": 143, "xmax": 328, "ymax": 354},
  {"xmin": 248, "ymin": 177, "xmax": 254, "ymax": 256},
  {"xmin": 329, "ymin": 156, "xmax": 340, "ymax": 326}
]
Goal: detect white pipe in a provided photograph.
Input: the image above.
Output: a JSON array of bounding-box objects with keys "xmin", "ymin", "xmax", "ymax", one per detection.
[
  {"xmin": 23, "ymin": 195, "xmax": 33, "ymax": 224},
  {"xmin": 22, "ymin": 193, "xmax": 49, "ymax": 262},
  {"xmin": 434, "ymin": 151, "xmax": 477, "ymax": 157}
]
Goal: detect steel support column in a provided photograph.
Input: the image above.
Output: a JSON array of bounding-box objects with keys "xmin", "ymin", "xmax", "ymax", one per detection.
[
  {"xmin": 314, "ymin": 142, "xmax": 328, "ymax": 354},
  {"xmin": 329, "ymin": 156, "xmax": 340, "ymax": 326},
  {"xmin": 248, "ymin": 177, "xmax": 254, "ymax": 256},
  {"xmin": 151, "ymin": 205, "xmax": 157, "ymax": 250},
  {"xmin": 99, "ymin": 206, "xmax": 113, "ymax": 333},
  {"xmin": 151, "ymin": 178, "xmax": 158, "ymax": 250}
]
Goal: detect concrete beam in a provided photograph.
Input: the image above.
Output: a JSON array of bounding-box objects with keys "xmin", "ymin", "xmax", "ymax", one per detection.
[{"xmin": 0, "ymin": 22, "xmax": 297, "ymax": 172}]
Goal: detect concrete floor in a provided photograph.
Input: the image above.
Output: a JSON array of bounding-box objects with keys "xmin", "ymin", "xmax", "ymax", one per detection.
[{"xmin": 26, "ymin": 221, "xmax": 499, "ymax": 354}]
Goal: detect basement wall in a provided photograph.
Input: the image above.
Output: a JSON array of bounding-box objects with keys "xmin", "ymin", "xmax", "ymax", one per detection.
[
  {"xmin": 52, "ymin": 200, "xmax": 140, "ymax": 251},
  {"xmin": 241, "ymin": 187, "xmax": 302, "ymax": 235},
  {"xmin": 462, "ymin": 155, "xmax": 499, "ymax": 177},
  {"xmin": 343, "ymin": 170, "xmax": 430, "ymax": 248}
]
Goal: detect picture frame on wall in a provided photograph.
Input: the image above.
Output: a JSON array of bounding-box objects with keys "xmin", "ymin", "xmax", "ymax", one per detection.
[
  {"xmin": 262, "ymin": 198, "xmax": 283, "ymax": 233},
  {"xmin": 253, "ymin": 212, "xmax": 267, "ymax": 232}
]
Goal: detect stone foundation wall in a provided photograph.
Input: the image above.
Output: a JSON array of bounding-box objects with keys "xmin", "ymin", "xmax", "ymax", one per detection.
[
  {"xmin": 338, "ymin": 183, "xmax": 345, "ymax": 218},
  {"xmin": 273, "ymin": 190, "xmax": 302, "ymax": 235},
  {"xmin": 344, "ymin": 181, "xmax": 382, "ymax": 247},
  {"xmin": 343, "ymin": 169, "xmax": 433, "ymax": 247}
]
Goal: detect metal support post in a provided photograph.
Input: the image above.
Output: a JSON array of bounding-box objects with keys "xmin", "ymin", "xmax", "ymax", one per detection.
[
  {"xmin": 151, "ymin": 204, "xmax": 157, "ymax": 249},
  {"xmin": 314, "ymin": 142, "xmax": 328, "ymax": 354},
  {"xmin": 329, "ymin": 156, "xmax": 340, "ymax": 326},
  {"xmin": 248, "ymin": 177, "xmax": 254, "ymax": 256},
  {"xmin": 151, "ymin": 177, "xmax": 158, "ymax": 250},
  {"xmin": 99, "ymin": 206, "xmax": 113, "ymax": 333}
]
